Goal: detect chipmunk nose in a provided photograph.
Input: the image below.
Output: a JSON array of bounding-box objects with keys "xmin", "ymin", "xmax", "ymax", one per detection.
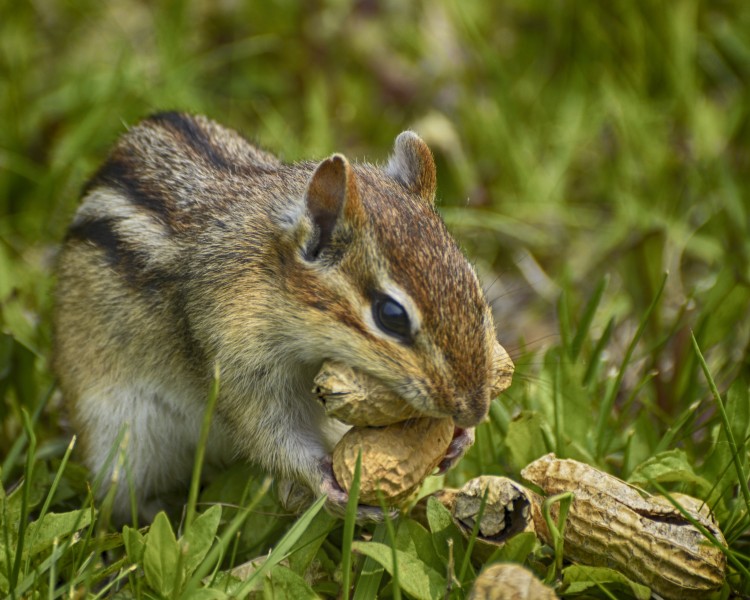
[{"xmin": 452, "ymin": 386, "xmax": 490, "ymax": 428}]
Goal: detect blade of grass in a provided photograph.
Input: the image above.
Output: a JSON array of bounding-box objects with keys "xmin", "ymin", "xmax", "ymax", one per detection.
[
  {"xmin": 377, "ymin": 491, "xmax": 401, "ymax": 600},
  {"xmin": 231, "ymin": 492, "xmax": 327, "ymax": 597},
  {"xmin": 24, "ymin": 435, "xmax": 77, "ymax": 576},
  {"xmin": 596, "ymin": 273, "xmax": 667, "ymax": 458},
  {"xmin": 571, "ymin": 275, "xmax": 608, "ymax": 360},
  {"xmin": 691, "ymin": 333, "xmax": 750, "ymax": 519},
  {"xmin": 341, "ymin": 451, "xmax": 362, "ymax": 600},
  {"xmin": 1, "ymin": 383, "xmax": 52, "ymax": 485},
  {"xmin": 582, "ymin": 317, "xmax": 615, "ymax": 387},
  {"xmin": 353, "ymin": 524, "xmax": 387, "ymax": 600},
  {"xmin": 185, "ymin": 362, "xmax": 221, "ymax": 530},
  {"xmin": 183, "ymin": 476, "xmax": 273, "ymax": 593},
  {"xmin": 458, "ymin": 486, "xmax": 489, "ymax": 585},
  {"xmin": 542, "ymin": 492, "xmax": 573, "ymax": 585},
  {"xmin": 9, "ymin": 409, "xmax": 36, "ymax": 597}
]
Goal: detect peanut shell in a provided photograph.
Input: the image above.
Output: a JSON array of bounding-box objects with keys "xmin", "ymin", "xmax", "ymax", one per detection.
[
  {"xmin": 451, "ymin": 476, "xmax": 535, "ymax": 540},
  {"xmin": 468, "ymin": 563, "xmax": 558, "ymax": 600},
  {"xmin": 313, "ymin": 361, "xmax": 420, "ymax": 426},
  {"xmin": 332, "ymin": 417, "xmax": 454, "ymax": 505},
  {"xmin": 489, "ymin": 341, "xmax": 515, "ymax": 397},
  {"xmin": 522, "ymin": 453, "xmax": 726, "ymax": 600}
]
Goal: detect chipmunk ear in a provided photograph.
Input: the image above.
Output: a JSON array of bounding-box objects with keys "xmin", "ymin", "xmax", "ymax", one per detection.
[
  {"xmin": 303, "ymin": 153, "xmax": 361, "ymax": 261},
  {"xmin": 386, "ymin": 131, "xmax": 437, "ymax": 204}
]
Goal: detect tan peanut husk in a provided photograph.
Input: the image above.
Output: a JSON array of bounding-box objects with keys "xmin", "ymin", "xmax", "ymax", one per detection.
[
  {"xmin": 489, "ymin": 341, "xmax": 515, "ymax": 398},
  {"xmin": 313, "ymin": 361, "xmax": 421, "ymax": 426},
  {"xmin": 522, "ymin": 453, "xmax": 726, "ymax": 600},
  {"xmin": 332, "ymin": 417, "xmax": 454, "ymax": 505},
  {"xmin": 429, "ymin": 476, "xmax": 536, "ymax": 561},
  {"xmin": 315, "ymin": 341, "xmax": 513, "ymax": 427},
  {"xmin": 468, "ymin": 563, "xmax": 558, "ymax": 600}
]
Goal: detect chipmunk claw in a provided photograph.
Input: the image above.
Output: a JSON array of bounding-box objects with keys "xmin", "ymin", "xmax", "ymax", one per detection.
[{"xmin": 319, "ymin": 456, "xmax": 399, "ymax": 522}]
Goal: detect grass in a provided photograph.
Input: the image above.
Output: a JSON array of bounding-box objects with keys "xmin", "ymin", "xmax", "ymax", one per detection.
[{"xmin": 2, "ymin": 0, "xmax": 750, "ymax": 597}]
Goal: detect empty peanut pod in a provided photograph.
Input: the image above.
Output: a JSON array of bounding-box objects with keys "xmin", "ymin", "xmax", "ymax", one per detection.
[
  {"xmin": 451, "ymin": 476, "xmax": 535, "ymax": 541},
  {"xmin": 522, "ymin": 454, "xmax": 726, "ymax": 600}
]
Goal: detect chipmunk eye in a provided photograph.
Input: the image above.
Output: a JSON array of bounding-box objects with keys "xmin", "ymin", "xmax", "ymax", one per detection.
[{"xmin": 373, "ymin": 294, "xmax": 412, "ymax": 341}]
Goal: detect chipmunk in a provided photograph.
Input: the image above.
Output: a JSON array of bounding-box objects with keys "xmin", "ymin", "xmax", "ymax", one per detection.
[{"xmin": 53, "ymin": 112, "xmax": 504, "ymax": 522}]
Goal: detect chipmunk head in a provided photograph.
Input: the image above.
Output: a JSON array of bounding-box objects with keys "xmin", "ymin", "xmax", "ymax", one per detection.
[{"xmin": 281, "ymin": 132, "xmax": 499, "ymax": 427}]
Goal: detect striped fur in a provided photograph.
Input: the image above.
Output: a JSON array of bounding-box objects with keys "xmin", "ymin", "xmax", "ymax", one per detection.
[{"xmin": 53, "ymin": 113, "xmax": 499, "ymax": 522}]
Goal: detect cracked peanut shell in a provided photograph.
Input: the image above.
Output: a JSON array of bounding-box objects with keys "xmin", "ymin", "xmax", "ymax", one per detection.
[
  {"xmin": 332, "ymin": 417, "xmax": 454, "ymax": 505},
  {"xmin": 522, "ymin": 453, "xmax": 726, "ymax": 600}
]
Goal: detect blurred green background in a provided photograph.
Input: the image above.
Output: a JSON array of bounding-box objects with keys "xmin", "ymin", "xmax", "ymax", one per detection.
[
  {"xmin": 2, "ymin": 0, "xmax": 750, "ymax": 587},
  {"xmin": 3, "ymin": 0, "xmax": 750, "ymax": 421}
]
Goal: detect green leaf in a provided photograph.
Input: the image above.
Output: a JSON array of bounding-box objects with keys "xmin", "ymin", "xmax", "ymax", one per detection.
[
  {"xmin": 394, "ymin": 518, "xmax": 443, "ymax": 573},
  {"xmin": 352, "ymin": 523, "xmax": 386, "ymax": 600},
  {"xmin": 504, "ymin": 411, "xmax": 550, "ymax": 470},
  {"xmin": 143, "ymin": 511, "xmax": 181, "ymax": 598},
  {"xmin": 182, "ymin": 589, "xmax": 230, "ymax": 600},
  {"xmin": 426, "ymin": 496, "xmax": 467, "ymax": 569},
  {"xmin": 181, "ymin": 504, "xmax": 221, "ymax": 577},
  {"xmin": 351, "ymin": 541, "xmax": 446, "ymax": 600},
  {"xmin": 263, "ymin": 564, "xmax": 320, "ymax": 599},
  {"xmin": 628, "ymin": 449, "xmax": 712, "ymax": 495},
  {"xmin": 122, "ymin": 525, "xmax": 146, "ymax": 565},
  {"xmin": 487, "ymin": 531, "xmax": 538, "ymax": 564},
  {"xmin": 23, "ymin": 508, "xmax": 92, "ymax": 557},
  {"xmin": 561, "ymin": 564, "xmax": 651, "ymax": 599}
]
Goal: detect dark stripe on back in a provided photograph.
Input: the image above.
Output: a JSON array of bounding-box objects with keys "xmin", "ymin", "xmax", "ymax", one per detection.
[
  {"xmin": 66, "ymin": 218, "xmax": 151, "ymax": 287},
  {"xmin": 148, "ymin": 112, "xmax": 231, "ymax": 171},
  {"xmin": 83, "ymin": 154, "xmax": 175, "ymax": 229}
]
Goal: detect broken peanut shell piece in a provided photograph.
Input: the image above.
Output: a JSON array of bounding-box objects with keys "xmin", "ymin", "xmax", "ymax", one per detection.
[
  {"xmin": 451, "ymin": 476, "xmax": 535, "ymax": 541},
  {"xmin": 332, "ymin": 417, "xmax": 454, "ymax": 505},
  {"xmin": 522, "ymin": 453, "xmax": 726, "ymax": 600}
]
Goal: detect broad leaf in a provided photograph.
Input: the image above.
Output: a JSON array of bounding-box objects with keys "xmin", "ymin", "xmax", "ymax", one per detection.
[
  {"xmin": 182, "ymin": 504, "xmax": 221, "ymax": 577},
  {"xmin": 263, "ymin": 565, "xmax": 320, "ymax": 599},
  {"xmin": 144, "ymin": 511, "xmax": 181, "ymax": 598},
  {"xmin": 395, "ymin": 518, "xmax": 443, "ymax": 573},
  {"xmin": 562, "ymin": 564, "xmax": 650, "ymax": 599},
  {"xmin": 24, "ymin": 509, "xmax": 92, "ymax": 557},
  {"xmin": 628, "ymin": 449, "xmax": 712, "ymax": 495},
  {"xmin": 122, "ymin": 525, "xmax": 146, "ymax": 565},
  {"xmin": 352, "ymin": 541, "xmax": 446, "ymax": 600}
]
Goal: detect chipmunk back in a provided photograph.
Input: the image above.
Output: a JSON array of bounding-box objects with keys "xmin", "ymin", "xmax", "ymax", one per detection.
[{"xmin": 53, "ymin": 112, "xmax": 500, "ymax": 521}]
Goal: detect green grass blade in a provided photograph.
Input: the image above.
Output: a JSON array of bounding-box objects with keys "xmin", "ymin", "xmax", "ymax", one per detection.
[
  {"xmin": 596, "ymin": 273, "xmax": 667, "ymax": 458},
  {"xmin": 341, "ymin": 451, "xmax": 362, "ymax": 600},
  {"xmin": 353, "ymin": 524, "xmax": 387, "ymax": 600},
  {"xmin": 232, "ymin": 493, "xmax": 327, "ymax": 596},
  {"xmin": 183, "ymin": 476, "xmax": 273, "ymax": 593},
  {"xmin": 691, "ymin": 333, "xmax": 750, "ymax": 519},
  {"xmin": 571, "ymin": 275, "xmax": 608, "ymax": 360},
  {"xmin": 9, "ymin": 409, "xmax": 36, "ymax": 596},
  {"xmin": 185, "ymin": 363, "xmax": 221, "ymax": 530}
]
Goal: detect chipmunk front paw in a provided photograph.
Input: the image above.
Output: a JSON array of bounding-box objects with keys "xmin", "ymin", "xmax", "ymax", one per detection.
[{"xmin": 319, "ymin": 456, "xmax": 399, "ymax": 522}]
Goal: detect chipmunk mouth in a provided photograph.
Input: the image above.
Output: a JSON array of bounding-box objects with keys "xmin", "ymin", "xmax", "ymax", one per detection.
[{"xmin": 436, "ymin": 427, "xmax": 473, "ymax": 474}]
